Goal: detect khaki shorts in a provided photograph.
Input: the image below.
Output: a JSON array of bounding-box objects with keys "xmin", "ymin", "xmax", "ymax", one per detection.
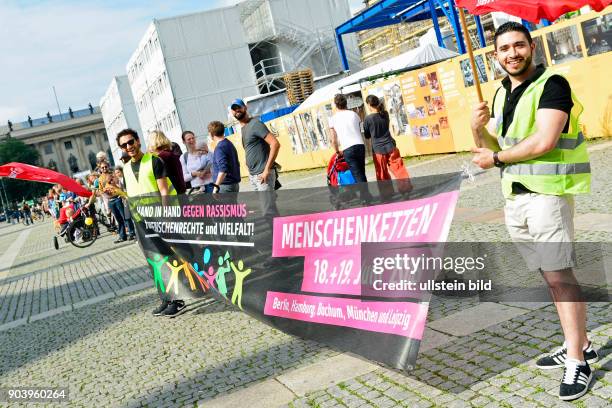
[{"xmin": 504, "ymin": 193, "xmax": 576, "ymax": 272}]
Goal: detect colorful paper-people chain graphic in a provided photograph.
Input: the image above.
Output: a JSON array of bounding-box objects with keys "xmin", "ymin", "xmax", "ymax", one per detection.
[{"xmin": 146, "ymin": 248, "xmax": 251, "ymax": 310}]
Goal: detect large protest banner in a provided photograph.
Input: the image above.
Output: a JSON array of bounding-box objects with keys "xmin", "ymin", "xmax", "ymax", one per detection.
[{"xmin": 128, "ymin": 173, "xmax": 461, "ymax": 370}]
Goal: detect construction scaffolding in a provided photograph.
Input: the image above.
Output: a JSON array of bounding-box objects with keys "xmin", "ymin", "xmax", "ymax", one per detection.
[
  {"xmin": 356, "ymin": 0, "xmax": 494, "ymax": 67},
  {"xmin": 239, "ymin": 0, "xmax": 361, "ymax": 94}
]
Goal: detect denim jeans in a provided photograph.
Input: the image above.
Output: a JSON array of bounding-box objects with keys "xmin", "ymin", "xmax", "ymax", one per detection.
[
  {"xmin": 219, "ymin": 183, "xmax": 240, "ymax": 193},
  {"xmin": 248, "ymin": 169, "xmax": 279, "ymax": 219},
  {"xmin": 109, "ymin": 197, "xmax": 133, "ymax": 240},
  {"xmin": 342, "ymin": 144, "xmax": 367, "ymax": 183},
  {"xmin": 342, "ymin": 144, "xmax": 372, "ymax": 201}
]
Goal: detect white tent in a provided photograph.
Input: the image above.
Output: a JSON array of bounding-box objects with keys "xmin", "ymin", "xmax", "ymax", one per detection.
[{"xmin": 296, "ymin": 43, "xmax": 458, "ymax": 112}]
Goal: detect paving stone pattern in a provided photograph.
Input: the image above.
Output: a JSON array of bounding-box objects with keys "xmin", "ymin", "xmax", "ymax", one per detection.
[{"xmin": 0, "ymin": 221, "xmax": 149, "ymax": 324}]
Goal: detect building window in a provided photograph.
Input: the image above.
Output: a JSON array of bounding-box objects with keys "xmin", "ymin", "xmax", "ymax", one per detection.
[
  {"xmin": 64, "ymin": 141, "xmax": 73, "ymax": 150},
  {"xmin": 44, "ymin": 143, "xmax": 53, "ymax": 155},
  {"xmin": 84, "ymin": 135, "xmax": 93, "ymax": 146}
]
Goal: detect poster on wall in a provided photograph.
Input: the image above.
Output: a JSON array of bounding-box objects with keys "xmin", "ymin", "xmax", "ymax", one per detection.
[
  {"xmin": 485, "ymin": 51, "xmax": 506, "ymax": 81},
  {"xmin": 547, "ymin": 26, "xmax": 584, "ymax": 65},
  {"xmin": 303, "ymin": 111, "xmax": 325, "ymax": 151},
  {"xmin": 460, "ymin": 55, "xmax": 488, "ymax": 87},
  {"xmin": 581, "ymin": 13, "xmax": 612, "ymax": 56},
  {"xmin": 365, "ymin": 80, "xmax": 410, "ymax": 136},
  {"xmin": 394, "ymin": 66, "xmax": 455, "ymax": 152},
  {"xmin": 295, "ymin": 114, "xmax": 312, "ymax": 153},
  {"xmin": 532, "ymin": 36, "xmax": 549, "ymax": 67},
  {"xmin": 285, "ymin": 116, "xmax": 303, "ymax": 155},
  {"xmin": 288, "ymin": 104, "xmax": 341, "ymax": 154},
  {"xmin": 315, "ymin": 104, "xmax": 333, "ymax": 149}
]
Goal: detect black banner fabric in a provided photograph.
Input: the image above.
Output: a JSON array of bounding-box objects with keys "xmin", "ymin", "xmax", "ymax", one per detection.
[{"xmin": 129, "ymin": 174, "xmax": 462, "ymax": 370}]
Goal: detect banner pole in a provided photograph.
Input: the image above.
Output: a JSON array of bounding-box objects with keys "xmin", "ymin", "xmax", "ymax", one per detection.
[{"xmin": 458, "ymin": 7, "xmax": 484, "ymax": 102}]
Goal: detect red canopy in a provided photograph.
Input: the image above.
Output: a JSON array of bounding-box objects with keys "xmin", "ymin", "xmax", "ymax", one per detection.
[
  {"xmin": 456, "ymin": 0, "xmax": 612, "ymax": 23},
  {"xmin": 0, "ymin": 162, "xmax": 92, "ymax": 197}
]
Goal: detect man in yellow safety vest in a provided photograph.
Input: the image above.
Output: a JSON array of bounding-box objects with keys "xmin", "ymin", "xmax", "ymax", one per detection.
[
  {"xmin": 470, "ymin": 22, "xmax": 596, "ymax": 401},
  {"xmin": 116, "ymin": 128, "xmax": 185, "ymax": 318}
]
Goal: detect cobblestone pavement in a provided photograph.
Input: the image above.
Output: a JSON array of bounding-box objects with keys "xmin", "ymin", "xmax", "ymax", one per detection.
[
  {"xmin": 0, "ymin": 140, "xmax": 610, "ymax": 407},
  {"xmin": 0, "ymin": 221, "xmax": 149, "ymax": 325}
]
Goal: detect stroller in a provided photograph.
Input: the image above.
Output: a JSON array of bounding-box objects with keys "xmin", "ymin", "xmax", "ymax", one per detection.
[{"xmin": 327, "ymin": 153, "xmax": 357, "ymax": 209}]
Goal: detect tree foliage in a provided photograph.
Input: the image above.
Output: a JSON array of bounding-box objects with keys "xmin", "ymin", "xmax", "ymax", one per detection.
[{"xmin": 0, "ymin": 137, "xmax": 50, "ymax": 205}]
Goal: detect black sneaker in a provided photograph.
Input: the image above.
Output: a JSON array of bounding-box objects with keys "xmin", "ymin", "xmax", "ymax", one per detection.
[
  {"xmin": 152, "ymin": 301, "xmax": 170, "ymax": 316},
  {"xmin": 559, "ymin": 359, "xmax": 592, "ymax": 401},
  {"xmin": 536, "ymin": 341, "xmax": 599, "ymax": 369},
  {"xmin": 114, "ymin": 238, "xmax": 127, "ymax": 244},
  {"xmin": 162, "ymin": 300, "xmax": 186, "ymax": 318}
]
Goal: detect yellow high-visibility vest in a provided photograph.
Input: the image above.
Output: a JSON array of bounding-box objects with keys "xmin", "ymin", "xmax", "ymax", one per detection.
[{"xmin": 493, "ymin": 70, "xmax": 590, "ymax": 198}]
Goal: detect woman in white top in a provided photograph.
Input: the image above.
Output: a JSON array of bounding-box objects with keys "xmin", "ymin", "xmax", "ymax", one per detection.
[
  {"xmin": 181, "ymin": 131, "xmax": 214, "ymax": 193},
  {"xmin": 329, "ymin": 94, "xmax": 367, "ymax": 183}
]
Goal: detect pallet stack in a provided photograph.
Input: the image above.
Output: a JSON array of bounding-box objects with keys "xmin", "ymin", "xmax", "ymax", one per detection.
[{"xmin": 283, "ymin": 69, "xmax": 314, "ymax": 105}]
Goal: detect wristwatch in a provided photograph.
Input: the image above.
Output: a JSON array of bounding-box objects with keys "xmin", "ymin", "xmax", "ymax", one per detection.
[{"xmin": 493, "ymin": 152, "xmax": 505, "ymax": 168}]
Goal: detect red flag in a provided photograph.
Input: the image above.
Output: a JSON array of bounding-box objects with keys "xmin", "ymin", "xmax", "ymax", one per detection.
[
  {"xmin": 0, "ymin": 162, "xmax": 92, "ymax": 197},
  {"xmin": 456, "ymin": 0, "xmax": 612, "ymax": 23}
]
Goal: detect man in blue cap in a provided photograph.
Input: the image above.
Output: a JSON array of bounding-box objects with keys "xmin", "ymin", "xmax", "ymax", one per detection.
[
  {"xmin": 229, "ymin": 98, "xmax": 281, "ymax": 202},
  {"xmin": 230, "ymin": 99, "xmax": 281, "ymax": 192},
  {"xmin": 230, "ymin": 98, "xmax": 281, "ymax": 268}
]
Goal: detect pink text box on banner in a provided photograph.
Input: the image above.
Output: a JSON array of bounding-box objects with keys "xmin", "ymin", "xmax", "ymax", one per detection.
[
  {"xmin": 264, "ymin": 291, "xmax": 428, "ymax": 340},
  {"xmin": 272, "ymin": 191, "xmax": 459, "ymax": 295}
]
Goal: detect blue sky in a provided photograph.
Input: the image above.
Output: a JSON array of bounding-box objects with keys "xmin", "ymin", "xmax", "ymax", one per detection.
[{"xmin": 0, "ymin": 0, "xmax": 363, "ymax": 124}]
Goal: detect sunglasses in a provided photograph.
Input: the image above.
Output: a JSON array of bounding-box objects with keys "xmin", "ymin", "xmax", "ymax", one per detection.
[{"xmin": 119, "ymin": 139, "xmax": 136, "ymax": 149}]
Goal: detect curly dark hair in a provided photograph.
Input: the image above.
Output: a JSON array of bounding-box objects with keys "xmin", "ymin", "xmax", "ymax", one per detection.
[
  {"xmin": 494, "ymin": 22, "xmax": 532, "ymax": 50},
  {"xmin": 116, "ymin": 128, "xmax": 139, "ymax": 146}
]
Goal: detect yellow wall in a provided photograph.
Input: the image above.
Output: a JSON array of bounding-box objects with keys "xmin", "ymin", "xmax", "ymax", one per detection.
[{"xmin": 229, "ymin": 8, "xmax": 612, "ymax": 174}]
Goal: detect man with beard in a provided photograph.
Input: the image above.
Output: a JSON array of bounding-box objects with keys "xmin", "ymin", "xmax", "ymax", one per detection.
[
  {"xmin": 117, "ymin": 128, "xmax": 186, "ymax": 318},
  {"xmin": 230, "ymin": 99, "xmax": 281, "ymax": 268},
  {"xmin": 230, "ymin": 99, "xmax": 280, "ymax": 220},
  {"xmin": 470, "ymin": 22, "xmax": 596, "ymax": 401},
  {"xmin": 230, "ymin": 99, "xmax": 280, "ymax": 192}
]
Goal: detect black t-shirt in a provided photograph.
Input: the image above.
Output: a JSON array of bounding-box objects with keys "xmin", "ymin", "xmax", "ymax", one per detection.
[
  {"xmin": 126, "ymin": 155, "xmax": 167, "ymax": 188},
  {"xmin": 363, "ymin": 113, "xmax": 396, "ymax": 155},
  {"xmin": 492, "ymin": 65, "xmax": 574, "ymax": 137},
  {"xmin": 493, "ymin": 65, "xmax": 574, "ymax": 194}
]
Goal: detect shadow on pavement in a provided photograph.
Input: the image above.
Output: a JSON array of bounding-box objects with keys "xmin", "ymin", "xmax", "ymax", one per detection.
[
  {"xmin": 0, "ymin": 290, "xmax": 156, "ymax": 375},
  {"xmin": 0, "ymin": 262, "xmax": 149, "ymax": 324},
  {"xmin": 0, "ymin": 240, "xmax": 136, "ymax": 286}
]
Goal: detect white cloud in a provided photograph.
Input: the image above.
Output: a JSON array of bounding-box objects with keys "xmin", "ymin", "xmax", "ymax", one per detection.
[
  {"xmin": 0, "ymin": 2, "xmax": 151, "ymax": 123},
  {"xmin": 0, "ymin": 0, "xmax": 231, "ymax": 124}
]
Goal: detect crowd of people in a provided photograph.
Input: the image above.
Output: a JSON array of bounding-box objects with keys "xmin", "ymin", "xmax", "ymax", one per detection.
[
  {"xmin": 2, "ymin": 200, "xmax": 41, "ymax": 225},
  {"xmin": 8, "ymin": 96, "xmax": 408, "ymax": 317},
  {"xmin": 11, "ymin": 93, "xmax": 409, "ymax": 233}
]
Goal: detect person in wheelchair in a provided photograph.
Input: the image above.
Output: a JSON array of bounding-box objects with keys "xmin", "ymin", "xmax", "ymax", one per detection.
[{"xmin": 57, "ymin": 199, "xmax": 81, "ymax": 237}]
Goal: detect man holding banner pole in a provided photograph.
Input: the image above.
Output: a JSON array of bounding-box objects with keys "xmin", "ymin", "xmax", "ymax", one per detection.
[
  {"xmin": 116, "ymin": 128, "xmax": 187, "ymax": 318},
  {"xmin": 470, "ymin": 22, "xmax": 597, "ymax": 401}
]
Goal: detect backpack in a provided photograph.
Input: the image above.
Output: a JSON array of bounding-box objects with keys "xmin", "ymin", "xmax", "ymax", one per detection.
[{"xmin": 327, "ymin": 153, "xmax": 355, "ymax": 187}]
